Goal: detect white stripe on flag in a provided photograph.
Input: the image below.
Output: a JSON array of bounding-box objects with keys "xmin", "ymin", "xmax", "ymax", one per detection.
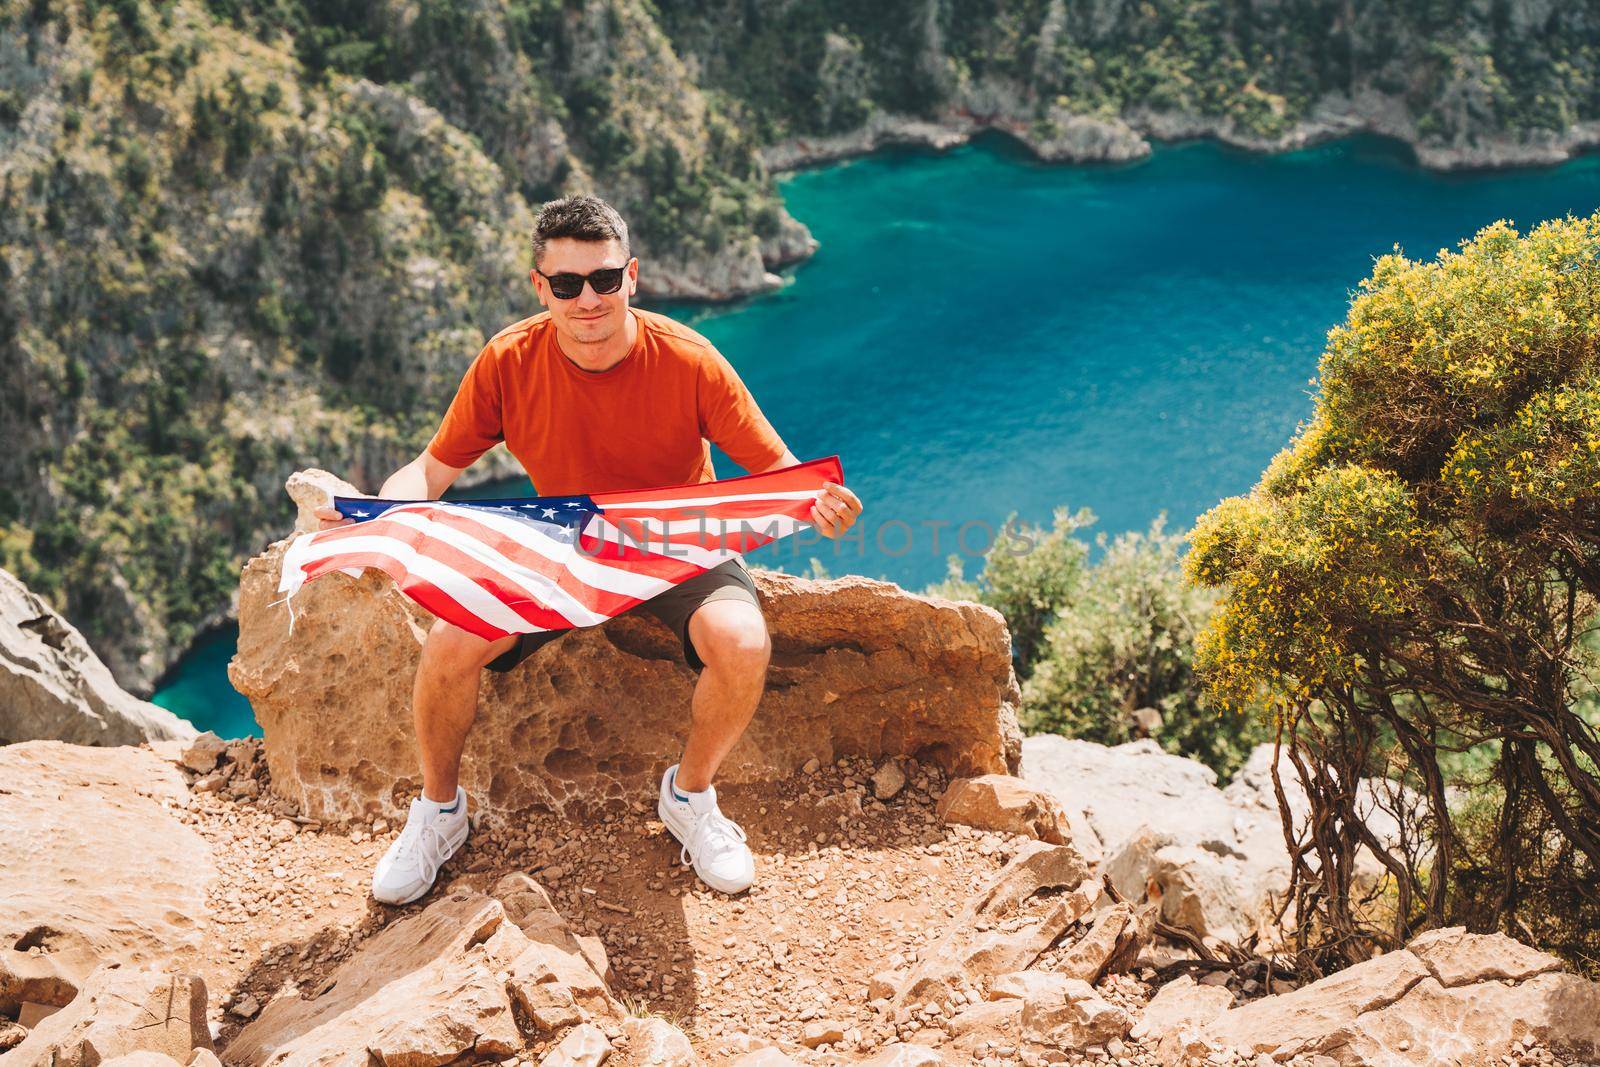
[
  {"xmin": 406, "ymin": 504, "xmax": 678, "ymax": 602},
  {"xmin": 286, "ymin": 534, "xmax": 547, "ymax": 633},
  {"xmin": 581, "ymin": 515, "xmax": 738, "ymax": 569},
  {"xmin": 364, "ymin": 511, "xmax": 620, "ymax": 627},
  {"xmin": 597, "ymin": 489, "xmax": 821, "ymax": 510},
  {"xmin": 607, "ymin": 514, "xmax": 809, "ymax": 546}
]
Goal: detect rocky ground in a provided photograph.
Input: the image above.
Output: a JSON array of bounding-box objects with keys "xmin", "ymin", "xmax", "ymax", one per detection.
[
  {"xmin": 180, "ymin": 740, "xmax": 1171, "ymax": 1063},
  {"xmin": 7, "ymin": 730, "xmax": 1600, "ymax": 1065},
  {"xmin": 9, "ymin": 732, "xmax": 1591, "ymax": 1067}
]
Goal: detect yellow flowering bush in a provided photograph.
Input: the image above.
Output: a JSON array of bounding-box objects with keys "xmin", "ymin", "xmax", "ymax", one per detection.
[{"xmin": 1188, "ymin": 214, "xmax": 1600, "ymax": 972}]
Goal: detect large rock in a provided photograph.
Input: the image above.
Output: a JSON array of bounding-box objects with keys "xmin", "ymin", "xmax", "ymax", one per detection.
[
  {"xmin": 1128, "ymin": 975, "xmax": 1233, "ymax": 1045},
  {"xmin": 1024, "ymin": 737, "xmax": 1414, "ymax": 944},
  {"xmin": 936, "ymin": 774, "xmax": 1081, "ymax": 849},
  {"xmin": 1186, "ymin": 929, "xmax": 1600, "ymax": 1064},
  {"xmin": 0, "ymin": 568, "xmax": 195, "ymax": 746},
  {"xmin": 0, "ymin": 743, "xmax": 217, "ymax": 1016},
  {"xmin": 615, "ymin": 1016, "xmax": 700, "ymax": 1065},
  {"xmin": 491, "ymin": 873, "xmax": 625, "ymax": 1027},
  {"xmin": 1021, "ymin": 737, "xmax": 1237, "ymax": 858},
  {"xmin": 231, "ymin": 470, "xmax": 1022, "ymax": 822},
  {"xmin": 4, "ymin": 966, "xmax": 213, "ymax": 1066},
  {"xmin": 1017, "ymin": 977, "xmax": 1131, "ymax": 1050},
  {"xmin": 224, "ymin": 888, "xmax": 620, "ymax": 1066}
]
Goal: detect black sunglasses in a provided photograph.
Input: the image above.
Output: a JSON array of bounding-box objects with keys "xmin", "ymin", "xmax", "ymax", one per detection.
[{"xmin": 535, "ymin": 262, "xmax": 631, "ymax": 300}]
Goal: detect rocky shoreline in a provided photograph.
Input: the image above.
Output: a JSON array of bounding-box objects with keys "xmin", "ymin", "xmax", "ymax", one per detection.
[{"xmin": 759, "ymin": 96, "xmax": 1600, "ymax": 177}]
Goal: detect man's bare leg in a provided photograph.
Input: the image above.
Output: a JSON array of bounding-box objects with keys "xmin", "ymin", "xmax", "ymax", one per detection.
[
  {"xmin": 414, "ymin": 619, "xmax": 518, "ymax": 802},
  {"xmin": 372, "ymin": 620, "xmax": 517, "ymax": 905},
  {"xmin": 674, "ymin": 599, "xmax": 771, "ymax": 792}
]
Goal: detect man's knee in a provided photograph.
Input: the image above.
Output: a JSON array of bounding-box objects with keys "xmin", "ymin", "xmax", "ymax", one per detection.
[
  {"xmin": 421, "ymin": 618, "xmax": 515, "ymax": 675},
  {"xmin": 692, "ymin": 602, "xmax": 771, "ymax": 675}
]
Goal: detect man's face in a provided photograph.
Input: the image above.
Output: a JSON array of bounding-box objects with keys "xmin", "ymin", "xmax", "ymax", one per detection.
[{"xmin": 531, "ymin": 237, "xmax": 638, "ymax": 347}]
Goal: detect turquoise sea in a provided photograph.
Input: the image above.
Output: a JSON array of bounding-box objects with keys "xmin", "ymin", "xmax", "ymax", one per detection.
[{"xmin": 153, "ymin": 134, "xmax": 1600, "ymax": 738}]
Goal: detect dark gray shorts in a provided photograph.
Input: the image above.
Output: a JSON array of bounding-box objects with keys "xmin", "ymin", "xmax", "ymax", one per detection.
[{"xmin": 485, "ymin": 557, "xmax": 761, "ymax": 674}]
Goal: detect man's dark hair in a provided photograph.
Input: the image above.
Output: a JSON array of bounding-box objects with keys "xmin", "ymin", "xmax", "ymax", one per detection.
[{"xmin": 532, "ymin": 195, "xmax": 631, "ymax": 268}]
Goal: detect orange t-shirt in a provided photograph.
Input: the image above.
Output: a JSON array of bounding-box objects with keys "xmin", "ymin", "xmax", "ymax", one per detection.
[{"xmin": 426, "ymin": 308, "xmax": 788, "ymax": 495}]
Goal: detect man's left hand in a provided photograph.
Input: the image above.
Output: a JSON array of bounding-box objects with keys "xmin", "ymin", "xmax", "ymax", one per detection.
[{"xmin": 809, "ymin": 482, "xmax": 863, "ymax": 539}]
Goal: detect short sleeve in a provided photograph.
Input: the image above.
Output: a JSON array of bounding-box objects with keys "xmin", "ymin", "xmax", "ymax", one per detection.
[
  {"xmin": 696, "ymin": 347, "xmax": 787, "ymax": 472},
  {"xmin": 426, "ymin": 346, "xmax": 504, "ymax": 469}
]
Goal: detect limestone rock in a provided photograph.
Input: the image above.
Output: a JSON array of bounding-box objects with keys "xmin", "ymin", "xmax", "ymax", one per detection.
[
  {"xmin": 1026, "ymin": 736, "xmax": 1417, "ymax": 946},
  {"xmin": 4, "ymin": 967, "xmax": 213, "ymax": 1067},
  {"xmin": 0, "ymin": 567, "xmax": 194, "ymax": 746},
  {"xmin": 871, "ymin": 761, "xmax": 907, "ymax": 800},
  {"xmin": 1404, "ymin": 926, "xmax": 1564, "ymax": 987},
  {"xmin": 0, "ymin": 742, "xmax": 216, "ymax": 1014},
  {"xmin": 179, "ymin": 731, "xmax": 228, "ymax": 774},
  {"xmin": 936, "ymin": 774, "xmax": 1078, "ymax": 847},
  {"xmin": 1197, "ymin": 949, "xmax": 1432, "ymax": 1057},
  {"xmin": 491, "ymin": 873, "xmax": 624, "ymax": 1023},
  {"xmin": 1017, "ymin": 977, "xmax": 1131, "ymax": 1050},
  {"xmin": 0, "ymin": 1020, "xmax": 25, "ymax": 1051},
  {"xmin": 1128, "ymin": 975, "xmax": 1233, "ymax": 1043},
  {"xmin": 854, "ymin": 1046, "xmax": 946, "ymax": 1066},
  {"xmin": 234, "ymin": 471, "xmax": 1022, "ymax": 821},
  {"xmin": 540, "ymin": 1022, "xmax": 613, "ymax": 1067},
  {"xmin": 1339, "ymin": 971, "xmax": 1600, "ymax": 1064},
  {"xmin": 801, "ymin": 1019, "xmax": 845, "ymax": 1048},
  {"xmin": 1189, "ymin": 936, "xmax": 1600, "ymax": 1064},
  {"xmin": 727, "ymin": 1049, "xmax": 801, "ymax": 1067},
  {"xmin": 990, "ymin": 971, "xmax": 1072, "ymax": 1002},
  {"xmin": 1022, "ymin": 736, "xmax": 1235, "ymax": 859},
  {"xmin": 1147, "ymin": 844, "xmax": 1251, "ymax": 941},
  {"xmin": 1057, "ymin": 901, "xmax": 1155, "ymax": 984},
  {"xmin": 224, "ymin": 891, "xmax": 522, "ymax": 1066},
  {"xmin": 616, "ymin": 1016, "xmax": 699, "ymax": 1065},
  {"xmin": 0, "ymin": 947, "xmax": 93, "ymax": 1016},
  {"xmin": 946, "ymin": 998, "xmax": 1023, "ymax": 1058}
]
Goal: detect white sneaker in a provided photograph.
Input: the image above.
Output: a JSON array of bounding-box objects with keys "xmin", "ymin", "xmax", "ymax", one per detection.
[
  {"xmin": 657, "ymin": 764, "xmax": 754, "ymax": 894},
  {"xmin": 371, "ymin": 786, "xmax": 470, "ymax": 905}
]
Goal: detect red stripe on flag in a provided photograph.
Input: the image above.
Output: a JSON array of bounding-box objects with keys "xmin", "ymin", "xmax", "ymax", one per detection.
[
  {"xmin": 303, "ymin": 514, "xmax": 641, "ymax": 625},
  {"xmin": 298, "ymin": 552, "xmax": 514, "ymax": 642}
]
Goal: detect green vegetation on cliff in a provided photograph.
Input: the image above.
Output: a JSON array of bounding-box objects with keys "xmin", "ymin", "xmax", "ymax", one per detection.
[
  {"xmin": 657, "ymin": 0, "xmax": 1600, "ymax": 146},
  {"xmin": 0, "ymin": 0, "xmax": 792, "ymax": 688},
  {"xmin": 930, "ymin": 509, "xmax": 1267, "ymax": 779}
]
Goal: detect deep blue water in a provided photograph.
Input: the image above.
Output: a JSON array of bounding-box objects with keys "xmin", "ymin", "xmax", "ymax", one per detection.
[{"xmin": 152, "ymin": 135, "xmax": 1600, "ymax": 737}]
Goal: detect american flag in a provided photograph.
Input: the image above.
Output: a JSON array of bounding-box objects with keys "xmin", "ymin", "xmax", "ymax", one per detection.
[{"xmin": 278, "ymin": 456, "xmax": 843, "ymax": 641}]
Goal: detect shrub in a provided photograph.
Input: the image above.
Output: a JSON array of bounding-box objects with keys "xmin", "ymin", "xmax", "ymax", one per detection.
[{"xmin": 1189, "ymin": 214, "xmax": 1600, "ymax": 973}]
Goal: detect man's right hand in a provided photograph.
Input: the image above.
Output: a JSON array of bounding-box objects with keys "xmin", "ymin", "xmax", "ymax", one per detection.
[{"xmin": 314, "ymin": 503, "xmax": 357, "ymax": 531}]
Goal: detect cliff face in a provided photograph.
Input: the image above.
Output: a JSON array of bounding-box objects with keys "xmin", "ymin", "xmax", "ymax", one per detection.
[
  {"xmin": 7, "ymin": 0, "xmax": 1600, "ymax": 692},
  {"xmin": 658, "ymin": 0, "xmax": 1600, "ymax": 170}
]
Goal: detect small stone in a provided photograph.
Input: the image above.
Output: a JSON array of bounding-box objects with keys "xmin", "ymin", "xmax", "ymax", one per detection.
[
  {"xmin": 228, "ymin": 994, "xmax": 261, "ymax": 1019},
  {"xmin": 872, "ymin": 762, "xmax": 907, "ymax": 801},
  {"xmin": 181, "ymin": 731, "xmax": 229, "ymax": 774},
  {"xmin": 803, "ymin": 758, "xmax": 821, "ymax": 775},
  {"xmin": 802, "ymin": 1019, "xmax": 846, "ymax": 1048}
]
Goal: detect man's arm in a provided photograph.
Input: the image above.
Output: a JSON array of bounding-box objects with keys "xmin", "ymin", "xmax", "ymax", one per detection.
[
  {"xmin": 757, "ymin": 449, "xmax": 862, "ymax": 540},
  {"xmin": 313, "ymin": 450, "xmax": 468, "ymax": 530}
]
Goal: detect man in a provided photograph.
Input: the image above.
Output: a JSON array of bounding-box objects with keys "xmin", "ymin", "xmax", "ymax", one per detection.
[{"xmin": 315, "ymin": 195, "xmax": 862, "ymax": 906}]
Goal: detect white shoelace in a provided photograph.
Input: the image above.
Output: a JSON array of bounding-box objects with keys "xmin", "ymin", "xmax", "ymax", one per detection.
[
  {"xmin": 683, "ymin": 807, "xmax": 748, "ymax": 868},
  {"xmin": 391, "ymin": 811, "xmax": 455, "ymax": 879}
]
